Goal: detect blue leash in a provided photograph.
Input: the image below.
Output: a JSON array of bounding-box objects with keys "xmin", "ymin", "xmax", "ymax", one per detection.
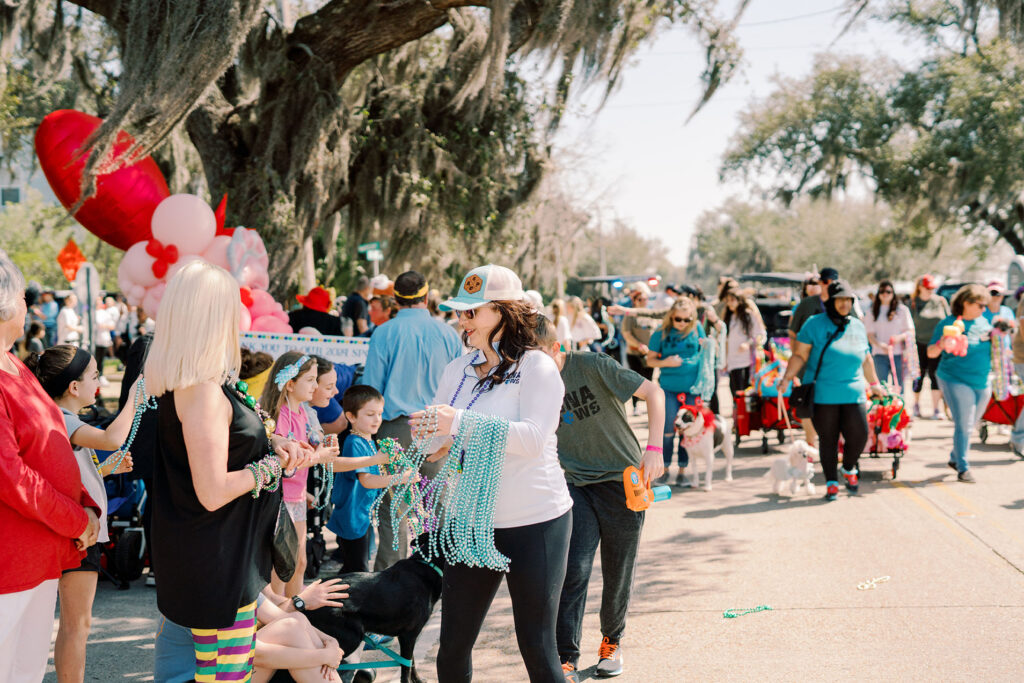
[{"xmin": 336, "ymin": 635, "xmax": 412, "ymax": 671}]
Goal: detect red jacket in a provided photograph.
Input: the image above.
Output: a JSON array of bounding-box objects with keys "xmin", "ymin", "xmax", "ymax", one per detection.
[{"xmin": 0, "ymin": 354, "xmax": 97, "ymax": 593}]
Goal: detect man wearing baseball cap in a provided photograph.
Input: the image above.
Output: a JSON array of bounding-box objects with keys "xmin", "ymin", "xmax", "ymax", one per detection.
[
  {"xmin": 910, "ymin": 274, "xmax": 951, "ymax": 419},
  {"xmin": 360, "ymin": 270, "xmax": 463, "ymax": 569},
  {"xmin": 983, "ymin": 280, "xmax": 1016, "ymax": 326}
]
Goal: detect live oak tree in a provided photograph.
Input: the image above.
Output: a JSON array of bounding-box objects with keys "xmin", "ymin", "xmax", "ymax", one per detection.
[
  {"xmin": 721, "ymin": 1, "xmax": 1024, "ymax": 257},
  {"xmin": 2, "ymin": 0, "xmax": 748, "ymax": 296}
]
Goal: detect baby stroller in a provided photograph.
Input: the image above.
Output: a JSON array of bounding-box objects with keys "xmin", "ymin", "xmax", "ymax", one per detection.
[
  {"xmin": 734, "ymin": 358, "xmax": 801, "ymax": 453},
  {"xmin": 100, "ymin": 469, "xmax": 148, "ymax": 589}
]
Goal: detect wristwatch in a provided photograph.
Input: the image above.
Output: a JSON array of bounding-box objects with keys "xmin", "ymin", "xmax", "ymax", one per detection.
[{"xmin": 291, "ymin": 595, "xmax": 306, "ymax": 612}]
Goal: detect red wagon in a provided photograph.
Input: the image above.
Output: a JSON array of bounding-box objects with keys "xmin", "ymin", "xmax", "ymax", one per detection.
[
  {"xmin": 978, "ymin": 394, "xmax": 1024, "ymax": 443},
  {"xmin": 733, "ymin": 391, "xmax": 802, "ymax": 453}
]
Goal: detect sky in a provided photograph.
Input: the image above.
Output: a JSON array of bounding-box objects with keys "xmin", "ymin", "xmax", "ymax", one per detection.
[{"xmin": 553, "ymin": 0, "xmax": 925, "ymax": 266}]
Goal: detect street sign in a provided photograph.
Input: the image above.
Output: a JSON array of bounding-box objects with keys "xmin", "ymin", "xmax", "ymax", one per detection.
[
  {"xmin": 366, "ymin": 249, "xmax": 383, "ymax": 261},
  {"xmin": 357, "ymin": 241, "xmax": 380, "ymax": 254}
]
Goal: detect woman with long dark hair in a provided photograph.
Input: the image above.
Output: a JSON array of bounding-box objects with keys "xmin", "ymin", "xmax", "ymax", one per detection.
[
  {"xmin": 410, "ymin": 264, "xmax": 572, "ymax": 682},
  {"xmin": 864, "ymin": 279, "xmax": 915, "ymax": 393},
  {"xmin": 723, "ymin": 289, "xmax": 765, "ymax": 396}
]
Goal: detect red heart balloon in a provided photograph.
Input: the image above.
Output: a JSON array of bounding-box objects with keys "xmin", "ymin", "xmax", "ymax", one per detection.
[{"xmin": 35, "ymin": 110, "xmax": 169, "ymax": 251}]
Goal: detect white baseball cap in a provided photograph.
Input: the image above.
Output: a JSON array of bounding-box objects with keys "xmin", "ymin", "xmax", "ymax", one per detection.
[{"xmin": 440, "ymin": 264, "xmax": 525, "ymax": 311}]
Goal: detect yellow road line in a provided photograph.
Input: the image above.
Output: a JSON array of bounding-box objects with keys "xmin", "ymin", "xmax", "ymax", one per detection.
[
  {"xmin": 935, "ymin": 482, "xmax": 1024, "ymax": 547},
  {"xmin": 891, "ymin": 482, "xmax": 1007, "ymax": 571}
]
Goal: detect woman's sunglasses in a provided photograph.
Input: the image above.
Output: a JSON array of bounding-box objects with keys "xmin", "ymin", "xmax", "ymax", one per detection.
[
  {"xmin": 879, "ymin": 289, "xmax": 894, "ymax": 294},
  {"xmin": 457, "ymin": 308, "xmax": 480, "ymax": 319},
  {"xmin": 673, "ymin": 316, "xmax": 694, "ymax": 323}
]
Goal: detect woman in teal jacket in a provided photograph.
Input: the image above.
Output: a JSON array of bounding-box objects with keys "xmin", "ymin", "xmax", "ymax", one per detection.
[
  {"xmin": 928, "ymin": 284, "xmax": 992, "ymax": 483},
  {"xmin": 647, "ymin": 297, "xmax": 705, "ymax": 486}
]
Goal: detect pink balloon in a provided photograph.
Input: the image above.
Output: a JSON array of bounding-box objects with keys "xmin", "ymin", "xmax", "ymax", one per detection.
[
  {"xmin": 249, "ymin": 289, "xmax": 278, "ymax": 318},
  {"xmin": 141, "ymin": 282, "xmax": 166, "ymax": 317},
  {"xmin": 239, "ymin": 307, "xmax": 252, "ymax": 331},
  {"xmin": 251, "ymin": 315, "xmax": 292, "ymax": 333},
  {"xmin": 118, "ymin": 242, "xmax": 159, "ymax": 288},
  {"xmin": 166, "ymin": 254, "xmax": 204, "ymax": 280},
  {"xmin": 151, "ymin": 194, "xmax": 215, "ymax": 255},
  {"xmin": 201, "ymin": 235, "xmax": 232, "ymax": 270}
]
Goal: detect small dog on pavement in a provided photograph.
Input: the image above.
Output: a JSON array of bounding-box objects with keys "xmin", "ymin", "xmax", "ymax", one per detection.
[
  {"xmin": 674, "ymin": 404, "xmax": 734, "ymax": 491},
  {"xmin": 765, "ymin": 439, "xmax": 818, "ymax": 495}
]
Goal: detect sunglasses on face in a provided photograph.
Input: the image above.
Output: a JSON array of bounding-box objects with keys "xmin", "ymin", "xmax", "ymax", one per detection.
[
  {"xmin": 990, "ymin": 290, "xmax": 1002, "ymax": 297},
  {"xmin": 673, "ymin": 316, "xmax": 694, "ymax": 323},
  {"xmin": 457, "ymin": 307, "xmax": 484, "ymax": 320},
  {"xmin": 880, "ymin": 289, "xmax": 893, "ymax": 294}
]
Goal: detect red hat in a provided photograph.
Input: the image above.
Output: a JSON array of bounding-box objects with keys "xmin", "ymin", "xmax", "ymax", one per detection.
[
  {"xmin": 920, "ymin": 274, "xmax": 937, "ymax": 290},
  {"xmin": 296, "ymin": 286, "xmax": 332, "ymax": 313}
]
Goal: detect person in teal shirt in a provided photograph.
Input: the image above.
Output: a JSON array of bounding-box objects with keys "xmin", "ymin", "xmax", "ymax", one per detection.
[
  {"xmin": 982, "ymin": 281, "xmax": 1015, "ymax": 325},
  {"xmin": 928, "ymin": 284, "xmax": 993, "ymax": 482},
  {"xmin": 646, "ymin": 298, "xmax": 706, "ymax": 485},
  {"xmin": 778, "ymin": 281, "xmax": 885, "ymax": 502}
]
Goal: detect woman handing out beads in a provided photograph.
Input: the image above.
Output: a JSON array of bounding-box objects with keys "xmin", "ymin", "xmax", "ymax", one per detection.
[{"xmin": 409, "ymin": 264, "xmax": 573, "ymax": 683}]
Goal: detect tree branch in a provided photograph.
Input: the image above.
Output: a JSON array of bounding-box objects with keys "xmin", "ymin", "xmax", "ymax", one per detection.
[
  {"xmin": 64, "ymin": 0, "xmax": 127, "ymax": 31},
  {"xmin": 290, "ymin": 0, "xmax": 492, "ymax": 78}
]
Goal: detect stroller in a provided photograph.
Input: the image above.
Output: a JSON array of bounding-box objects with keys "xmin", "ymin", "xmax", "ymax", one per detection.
[
  {"xmin": 734, "ymin": 357, "xmax": 802, "ymax": 453},
  {"xmin": 978, "ymin": 394, "xmax": 1024, "ymax": 444},
  {"xmin": 864, "ymin": 351, "xmax": 913, "ymax": 478},
  {"xmin": 100, "ymin": 469, "xmax": 148, "ymax": 589}
]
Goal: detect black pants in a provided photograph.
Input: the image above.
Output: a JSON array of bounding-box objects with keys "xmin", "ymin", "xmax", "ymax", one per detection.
[
  {"xmin": 912, "ymin": 342, "xmax": 940, "ymax": 393},
  {"xmin": 728, "ymin": 367, "xmax": 751, "ymax": 396},
  {"xmin": 811, "ymin": 403, "xmax": 868, "ymax": 482},
  {"xmin": 626, "ymin": 355, "xmax": 653, "ymax": 407},
  {"xmin": 556, "ymin": 483, "xmax": 643, "ymax": 667},
  {"xmin": 436, "ymin": 511, "xmax": 572, "ymax": 683},
  {"xmin": 338, "ymin": 530, "xmax": 371, "ymax": 573}
]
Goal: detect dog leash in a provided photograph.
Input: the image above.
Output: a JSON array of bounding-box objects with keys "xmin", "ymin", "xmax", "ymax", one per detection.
[{"xmin": 336, "ymin": 635, "xmax": 413, "ymax": 671}]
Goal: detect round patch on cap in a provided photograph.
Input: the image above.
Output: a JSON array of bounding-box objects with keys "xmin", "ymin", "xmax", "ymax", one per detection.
[{"xmin": 464, "ymin": 274, "xmax": 483, "ymax": 294}]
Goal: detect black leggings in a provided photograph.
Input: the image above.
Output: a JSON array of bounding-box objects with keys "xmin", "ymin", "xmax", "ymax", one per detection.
[
  {"xmin": 811, "ymin": 403, "xmax": 868, "ymax": 482},
  {"xmin": 436, "ymin": 511, "xmax": 572, "ymax": 683},
  {"xmin": 626, "ymin": 355, "xmax": 654, "ymax": 407},
  {"xmin": 912, "ymin": 342, "xmax": 940, "ymax": 393},
  {"xmin": 728, "ymin": 367, "xmax": 751, "ymax": 396}
]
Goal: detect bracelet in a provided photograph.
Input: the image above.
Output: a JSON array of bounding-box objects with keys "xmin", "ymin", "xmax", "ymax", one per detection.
[
  {"xmin": 246, "ymin": 455, "xmax": 283, "ymax": 498},
  {"xmin": 645, "ymin": 445, "xmax": 663, "ymax": 453}
]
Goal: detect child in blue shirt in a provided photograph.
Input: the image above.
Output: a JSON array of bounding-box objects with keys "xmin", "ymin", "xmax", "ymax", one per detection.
[{"xmin": 327, "ymin": 385, "xmax": 419, "ymax": 572}]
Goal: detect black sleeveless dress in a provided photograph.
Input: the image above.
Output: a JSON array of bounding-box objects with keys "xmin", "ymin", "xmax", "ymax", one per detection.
[{"xmin": 152, "ymin": 384, "xmax": 281, "ymax": 629}]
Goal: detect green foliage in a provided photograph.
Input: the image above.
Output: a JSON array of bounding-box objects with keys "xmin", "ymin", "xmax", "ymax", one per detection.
[
  {"xmin": 0, "ymin": 191, "xmax": 121, "ymax": 290},
  {"xmin": 724, "ymin": 4, "xmax": 1024, "ymax": 255},
  {"xmin": 685, "ymin": 196, "xmax": 994, "ymax": 290}
]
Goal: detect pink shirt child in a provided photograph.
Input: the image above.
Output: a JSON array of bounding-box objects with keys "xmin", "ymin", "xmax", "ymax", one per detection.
[{"xmin": 277, "ymin": 403, "xmax": 310, "ymax": 503}]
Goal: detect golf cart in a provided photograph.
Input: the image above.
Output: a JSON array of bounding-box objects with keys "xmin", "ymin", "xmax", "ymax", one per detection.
[{"xmin": 735, "ymin": 272, "xmax": 805, "ymax": 339}]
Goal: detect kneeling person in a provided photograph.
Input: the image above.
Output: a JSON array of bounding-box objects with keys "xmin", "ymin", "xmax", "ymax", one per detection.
[{"xmin": 537, "ymin": 318, "xmax": 665, "ymax": 680}]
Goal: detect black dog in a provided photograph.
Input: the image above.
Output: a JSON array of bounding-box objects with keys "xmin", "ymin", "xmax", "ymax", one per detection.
[{"xmin": 303, "ymin": 535, "xmax": 446, "ymax": 683}]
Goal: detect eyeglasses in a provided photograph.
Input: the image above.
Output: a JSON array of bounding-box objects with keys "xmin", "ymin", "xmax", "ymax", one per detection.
[
  {"xmin": 673, "ymin": 316, "xmax": 694, "ymax": 323},
  {"xmin": 879, "ymin": 289, "xmax": 894, "ymax": 294}
]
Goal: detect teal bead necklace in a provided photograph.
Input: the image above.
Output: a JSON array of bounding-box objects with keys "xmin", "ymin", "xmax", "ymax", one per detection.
[{"xmin": 104, "ymin": 377, "xmax": 159, "ymax": 474}]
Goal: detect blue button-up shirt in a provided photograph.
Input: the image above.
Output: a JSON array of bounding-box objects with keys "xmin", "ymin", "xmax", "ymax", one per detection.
[{"xmin": 360, "ymin": 308, "xmax": 464, "ymax": 420}]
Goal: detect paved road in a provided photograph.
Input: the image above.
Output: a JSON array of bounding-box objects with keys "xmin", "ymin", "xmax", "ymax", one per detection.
[{"xmin": 46, "ymin": 394, "xmax": 1024, "ymax": 681}]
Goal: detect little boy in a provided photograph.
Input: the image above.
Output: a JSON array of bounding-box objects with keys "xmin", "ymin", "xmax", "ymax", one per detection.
[{"xmin": 327, "ymin": 385, "xmax": 418, "ymax": 572}]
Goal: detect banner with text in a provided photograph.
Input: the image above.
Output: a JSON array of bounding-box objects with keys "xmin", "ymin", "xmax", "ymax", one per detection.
[{"xmin": 241, "ymin": 332, "xmax": 369, "ymax": 366}]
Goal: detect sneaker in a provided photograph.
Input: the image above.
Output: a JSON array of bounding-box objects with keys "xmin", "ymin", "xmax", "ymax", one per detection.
[
  {"xmin": 675, "ymin": 472, "xmax": 692, "ymax": 488},
  {"xmin": 1012, "ymin": 442, "xmax": 1024, "ymax": 459},
  {"xmin": 653, "ymin": 473, "xmax": 670, "ymax": 486},
  {"xmin": 840, "ymin": 467, "xmax": 859, "ymax": 493},
  {"xmin": 947, "ymin": 461, "xmax": 957, "ymax": 472},
  {"xmin": 145, "ymin": 572, "xmax": 156, "ymax": 587},
  {"xmin": 824, "ymin": 482, "xmax": 839, "ymax": 501},
  {"xmin": 596, "ymin": 637, "xmax": 623, "ymax": 677},
  {"xmin": 562, "ymin": 662, "xmax": 580, "ymax": 683},
  {"xmin": 912, "ymin": 404, "xmax": 921, "ymax": 418},
  {"xmin": 957, "ymin": 470, "xmax": 976, "ymax": 483}
]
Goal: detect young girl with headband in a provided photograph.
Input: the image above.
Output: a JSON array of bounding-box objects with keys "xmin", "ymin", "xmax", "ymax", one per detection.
[{"xmin": 26, "ymin": 345, "xmax": 142, "ymax": 682}]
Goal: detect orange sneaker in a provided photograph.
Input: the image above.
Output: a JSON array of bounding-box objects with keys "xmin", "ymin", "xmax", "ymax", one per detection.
[
  {"xmin": 596, "ymin": 636, "xmax": 623, "ymax": 677},
  {"xmin": 562, "ymin": 661, "xmax": 580, "ymax": 682}
]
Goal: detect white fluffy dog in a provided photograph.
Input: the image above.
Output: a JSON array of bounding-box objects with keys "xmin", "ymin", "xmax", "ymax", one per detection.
[
  {"xmin": 674, "ymin": 406, "xmax": 734, "ymax": 491},
  {"xmin": 765, "ymin": 439, "xmax": 818, "ymax": 495}
]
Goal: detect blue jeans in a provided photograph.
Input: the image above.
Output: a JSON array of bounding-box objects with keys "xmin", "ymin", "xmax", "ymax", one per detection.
[
  {"xmin": 154, "ymin": 615, "xmax": 195, "ymax": 683},
  {"xmin": 873, "ymin": 353, "xmax": 904, "ymax": 392},
  {"xmin": 937, "ymin": 378, "xmax": 990, "ymax": 473},
  {"xmin": 662, "ymin": 389, "xmax": 698, "ymax": 468}
]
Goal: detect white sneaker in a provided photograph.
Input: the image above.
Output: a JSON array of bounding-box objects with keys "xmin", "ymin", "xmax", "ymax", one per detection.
[{"xmin": 596, "ymin": 637, "xmax": 623, "ymax": 677}]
